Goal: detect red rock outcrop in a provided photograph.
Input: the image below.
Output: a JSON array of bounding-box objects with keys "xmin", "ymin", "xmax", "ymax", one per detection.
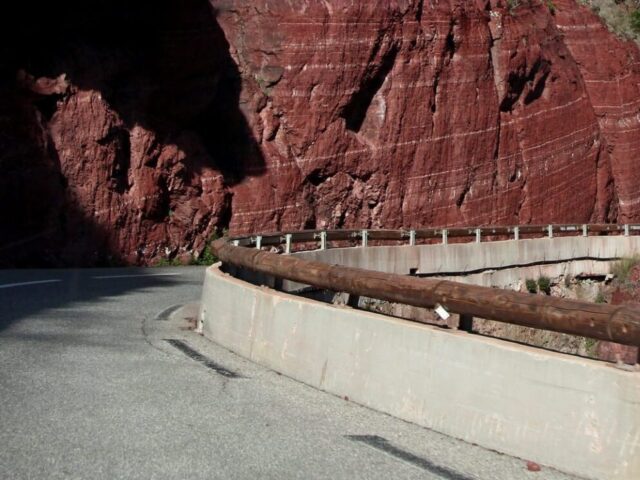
[
  {"xmin": 218, "ymin": 0, "xmax": 625, "ymax": 233},
  {"xmin": 1, "ymin": 0, "xmax": 639, "ymax": 265},
  {"xmin": 555, "ymin": 0, "xmax": 640, "ymax": 222},
  {"xmin": 1, "ymin": 1, "xmax": 237, "ymax": 265}
]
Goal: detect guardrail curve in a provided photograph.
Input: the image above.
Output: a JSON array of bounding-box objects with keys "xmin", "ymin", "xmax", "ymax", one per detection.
[{"xmin": 212, "ymin": 224, "xmax": 640, "ymax": 348}]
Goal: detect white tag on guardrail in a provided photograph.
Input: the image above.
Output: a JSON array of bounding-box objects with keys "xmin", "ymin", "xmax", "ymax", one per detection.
[{"xmin": 435, "ymin": 304, "xmax": 450, "ymax": 320}]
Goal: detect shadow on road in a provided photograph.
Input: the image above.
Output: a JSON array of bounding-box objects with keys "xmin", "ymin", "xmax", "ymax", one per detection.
[{"xmin": 0, "ymin": 268, "xmax": 204, "ymax": 334}]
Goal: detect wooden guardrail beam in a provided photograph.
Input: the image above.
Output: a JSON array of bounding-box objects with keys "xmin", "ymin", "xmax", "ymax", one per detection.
[{"xmin": 213, "ymin": 237, "xmax": 640, "ymax": 348}]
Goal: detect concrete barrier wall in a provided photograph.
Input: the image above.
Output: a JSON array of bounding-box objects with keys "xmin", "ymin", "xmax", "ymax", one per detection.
[
  {"xmin": 294, "ymin": 236, "xmax": 640, "ymax": 275},
  {"xmin": 277, "ymin": 236, "xmax": 640, "ymax": 291},
  {"xmin": 201, "ymin": 265, "xmax": 640, "ymax": 480}
]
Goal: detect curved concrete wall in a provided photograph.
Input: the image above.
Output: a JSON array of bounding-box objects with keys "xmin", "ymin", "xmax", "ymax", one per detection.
[
  {"xmin": 201, "ymin": 236, "xmax": 640, "ymax": 480},
  {"xmin": 296, "ymin": 235, "xmax": 640, "ymax": 273},
  {"xmin": 274, "ymin": 236, "xmax": 640, "ymax": 291}
]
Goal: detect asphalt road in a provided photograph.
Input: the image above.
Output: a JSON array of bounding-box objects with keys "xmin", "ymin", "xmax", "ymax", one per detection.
[{"xmin": 0, "ymin": 267, "xmax": 581, "ymax": 480}]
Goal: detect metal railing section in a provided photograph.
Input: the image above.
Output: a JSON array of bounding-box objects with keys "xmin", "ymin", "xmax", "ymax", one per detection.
[{"xmin": 231, "ymin": 224, "xmax": 638, "ymax": 251}]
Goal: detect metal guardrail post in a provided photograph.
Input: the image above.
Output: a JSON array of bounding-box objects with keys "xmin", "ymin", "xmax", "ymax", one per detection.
[
  {"xmin": 284, "ymin": 234, "xmax": 292, "ymax": 254},
  {"xmin": 625, "ymin": 224, "xmax": 630, "ymax": 236},
  {"xmin": 475, "ymin": 228, "xmax": 481, "ymax": 243},
  {"xmin": 409, "ymin": 230, "xmax": 416, "ymax": 246},
  {"xmin": 361, "ymin": 230, "xmax": 368, "ymax": 248},
  {"xmin": 320, "ymin": 231, "xmax": 327, "ymax": 250},
  {"xmin": 547, "ymin": 225, "xmax": 553, "ymax": 239},
  {"xmin": 459, "ymin": 314, "xmax": 474, "ymax": 333},
  {"xmin": 513, "ymin": 226, "xmax": 520, "ymax": 241},
  {"xmin": 442, "ymin": 229, "xmax": 448, "ymax": 245},
  {"xmin": 255, "ymin": 236, "xmax": 262, "ymax": 250},
  {"xmin": 582, "ymin": 224, "xmax": 588, "ymax": 237}
]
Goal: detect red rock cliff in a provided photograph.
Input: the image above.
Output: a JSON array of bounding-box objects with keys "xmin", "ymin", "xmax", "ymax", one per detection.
[{"xmin": 1, "ymin": 0, "xmax": 639, "ymax": 265}]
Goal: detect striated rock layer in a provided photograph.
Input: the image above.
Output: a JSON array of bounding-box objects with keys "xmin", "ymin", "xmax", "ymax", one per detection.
[
  {"xmin": 220, "ymin": 0, "xmax": 640, "ymax": 233},
  {"xmin": 1, "ymin": 0, "xmax": 639, "ymax": 265}
]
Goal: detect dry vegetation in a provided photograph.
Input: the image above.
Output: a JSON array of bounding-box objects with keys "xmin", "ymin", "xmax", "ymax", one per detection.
[
  {"xmin": 611, "ymin": 254, "xmax": 640, "ymax": 285},
  {"xmin": 505, "ymin": 1, "xmax": 640, "ymax": 44},
  {"xmin": 578, "ymin": 0, "xmax": 640, "ymax": 42}
]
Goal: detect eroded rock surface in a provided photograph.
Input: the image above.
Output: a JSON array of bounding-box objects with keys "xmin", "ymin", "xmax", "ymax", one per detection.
[{"xmin": 1, "ymin": 0, "xmax": 639, "ymax": 265}]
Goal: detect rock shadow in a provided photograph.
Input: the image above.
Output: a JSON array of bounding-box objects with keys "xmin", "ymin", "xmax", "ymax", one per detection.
[
  {"xmin": 0, "ymin": 0, "xmax": 264, "ymax": 266},
  {"xmin": 11, "ymin": 0, "xmax": 263, "ymax": 183}
]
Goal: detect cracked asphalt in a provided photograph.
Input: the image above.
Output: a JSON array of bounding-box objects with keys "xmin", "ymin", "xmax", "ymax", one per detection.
[{"xmin": 0, "ymin": 267, "xmax": 581, "ymax": 479}]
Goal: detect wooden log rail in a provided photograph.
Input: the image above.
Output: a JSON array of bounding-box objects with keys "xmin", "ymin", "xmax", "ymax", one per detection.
[{"xmin": 212, "ymin": 229, "xmax": 640, "ymax": 348}]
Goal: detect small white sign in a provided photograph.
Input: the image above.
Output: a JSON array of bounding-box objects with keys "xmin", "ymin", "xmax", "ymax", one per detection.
[{"xmin": 434, "ymin": 304, "xmax": 450, "ymax": 320}]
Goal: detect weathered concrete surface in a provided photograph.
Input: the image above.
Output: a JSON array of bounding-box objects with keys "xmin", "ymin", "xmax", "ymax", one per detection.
[
  {"xmin": 279, "ymin": 236, "xmax": 640, "ymax": 293},
  {"xmin": 293, "ymin": 236, "xmax": 640, "ymax": 277},
  {"xmin": 201, "ymin": 263, "xmax": 640, "ymax": 480}
]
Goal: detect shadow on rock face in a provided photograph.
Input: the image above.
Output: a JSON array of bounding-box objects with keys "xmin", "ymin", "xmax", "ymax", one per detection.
[
  {"xmin": 0, "ymin": 90, "xmax": 126, "ymax": 267},
  {"xmin": 0, "ymin": 0, "xmax": 264, "ymax": 266}
]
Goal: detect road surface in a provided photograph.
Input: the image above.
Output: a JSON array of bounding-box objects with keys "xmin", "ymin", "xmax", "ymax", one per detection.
[{"xmin": 0, "ymin": 267, "xmax": 580, "ymax": 479}]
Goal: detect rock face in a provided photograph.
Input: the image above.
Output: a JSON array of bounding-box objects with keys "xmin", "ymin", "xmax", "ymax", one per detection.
[
  {"xmin": 555, "ymin": 0, "xmax": 640, "ymax": 222},
  {"xmin": 1, "ymin": 1, "xmax": 237, "ymax": 265},
  {"xmin": 1, "ymin": 0, "xmax": 640, "ymax": 265}
]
